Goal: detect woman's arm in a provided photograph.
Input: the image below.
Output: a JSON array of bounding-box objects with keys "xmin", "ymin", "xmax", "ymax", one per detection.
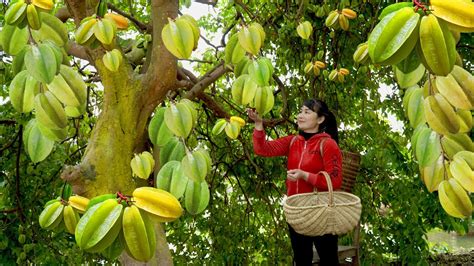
[
  {"xmin": 247, "ymin": 108, "xmax": 293, "ymax": 157},
  {"xmin": 252, "ymin": 130, "xmax": 294, "ymax": 157}
]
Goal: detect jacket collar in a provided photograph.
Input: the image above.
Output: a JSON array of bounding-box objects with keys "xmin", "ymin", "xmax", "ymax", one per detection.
[{"xmin": 295, "ymin": 132, "xmax": 331, "ymax": 142}]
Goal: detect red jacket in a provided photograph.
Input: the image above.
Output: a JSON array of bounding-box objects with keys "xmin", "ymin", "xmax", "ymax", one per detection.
[{"xmin": 253, "ymin": 129, "xmax": 343, "ymax": 196}]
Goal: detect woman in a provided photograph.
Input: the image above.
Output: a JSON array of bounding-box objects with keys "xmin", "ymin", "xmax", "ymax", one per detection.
[{"xmin": 247, "ymin": 99, "xmax": 342, "ymax": 266}]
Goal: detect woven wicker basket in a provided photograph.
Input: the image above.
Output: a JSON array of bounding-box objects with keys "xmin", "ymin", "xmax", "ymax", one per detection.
[{"xmin": 283, "ymin": 172, "xmax": 362, "ymax": 236}]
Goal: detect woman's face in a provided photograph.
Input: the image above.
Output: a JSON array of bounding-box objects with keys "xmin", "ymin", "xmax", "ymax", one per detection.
[{"xmin": 297, "ymin": 105, "xmax": 324, "ymax": 133}]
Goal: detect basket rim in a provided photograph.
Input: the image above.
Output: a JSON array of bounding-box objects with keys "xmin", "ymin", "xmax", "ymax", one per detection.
[{"xmin": 283, "ymin": 191, "xmax": 361, "ymax": 210}]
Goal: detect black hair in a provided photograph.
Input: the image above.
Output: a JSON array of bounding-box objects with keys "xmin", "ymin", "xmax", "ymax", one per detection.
[{"xmin": 303, "ymin": 99, "xmax": 339, "ymax": 143}]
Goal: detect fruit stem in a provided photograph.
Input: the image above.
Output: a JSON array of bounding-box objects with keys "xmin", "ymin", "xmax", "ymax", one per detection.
[
  {"xmin": 60, "ymin": 198, "xmax": 69, "ymax": 205},
  {"xmin": 116, "ymin": 191, "xmax": 133, "ymax": 206},
  {"xmin": 27, "ymin": 26, "xmax": 37, "ymax": 45},
  {"xmin": 413, "ymin": 0, "xmax": 429, "ymax": 14},
  {"xmin": 182, "ymin": 137, "xmax": 191, "ymax": 154},
  {"xmin": 116, "ymin": 191, "xmax": 127, "ymax": 200},
  {"xmin": 428, "ymin": 74, "xmax": 433, "ymax": 95},
  {"xmin": 441, "ymin": 152, "xmax": 449, "ymax": 181}
]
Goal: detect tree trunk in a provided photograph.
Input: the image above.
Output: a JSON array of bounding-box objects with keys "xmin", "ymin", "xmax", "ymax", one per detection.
[
  {"xmin": 60, "ymin": 1, "xmax": 179, "ymax": 263},
  {"xmin": 65, "ymin": 62, "xmax": 145, "ymax": 197},
  {"xmin": 62, "ymin": 62, "xmax": 175, "ymax": 264}
]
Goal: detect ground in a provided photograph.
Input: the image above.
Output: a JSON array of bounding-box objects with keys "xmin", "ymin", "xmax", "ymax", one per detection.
[{"xmin": 429, "ymin": 249, "xmax": 474, "ymax": 265}]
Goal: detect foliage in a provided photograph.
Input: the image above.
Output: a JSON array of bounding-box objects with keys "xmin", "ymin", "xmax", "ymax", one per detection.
[{"xmin": 0, "ymin": 107, "xmax": 96, "ymax": 264}]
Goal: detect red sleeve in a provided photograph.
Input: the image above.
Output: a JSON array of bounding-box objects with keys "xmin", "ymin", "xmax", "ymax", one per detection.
[
  {"xmin": 252, "ymin": 129, "xmax": 294, "ymax": 157},
  {"xmin": 306, "ymin": 138, "xmax": 343, "ymax": 190}
]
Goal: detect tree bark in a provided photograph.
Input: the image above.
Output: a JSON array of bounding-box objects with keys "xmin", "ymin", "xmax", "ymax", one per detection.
[
  {"xmin": 63, "ymin": 58, "xmax": 176, "ymax": 263},
  {"xmin": 72, "ymin": 62, "xmax": 143, "ymax": 197},
  {"xmin": 58, "ymin": 0, "xmax": 218, "ymax": 264}
]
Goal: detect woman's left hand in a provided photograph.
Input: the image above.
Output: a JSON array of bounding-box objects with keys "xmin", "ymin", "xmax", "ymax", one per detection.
[{"xmin": 287, "ymin": 169, "xmax": 309, "ymax": 181}]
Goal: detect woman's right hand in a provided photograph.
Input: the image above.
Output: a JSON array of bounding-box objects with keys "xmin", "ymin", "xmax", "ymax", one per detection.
[
  {"xmin": 246, "ymin": 108, "xmax": 263, "ymax": 130},
  {"xmin": 246, "ymin": 108, "xmax": 262, "ymax": 122}
]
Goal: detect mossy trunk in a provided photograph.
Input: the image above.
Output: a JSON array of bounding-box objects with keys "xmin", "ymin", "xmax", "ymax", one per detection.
[
  {"xmin": 62, "ymin": 61, "xmax": 173, "ymax": 264},
  {"xmin": 68, "ymin": 63, "xmax": 144, "ymax": 197},
  {"xmin": 60, "ymin": 1, "xmax": 178, "ymax": 263}
]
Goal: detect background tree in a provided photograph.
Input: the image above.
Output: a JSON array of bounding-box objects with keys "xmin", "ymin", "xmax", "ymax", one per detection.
[{"xmin": 0, "ymin": 0, "xmax": 472, "ymax": 264}]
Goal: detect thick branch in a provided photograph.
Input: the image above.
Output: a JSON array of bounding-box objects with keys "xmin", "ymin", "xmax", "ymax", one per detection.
[
  {"xmin": 220, "ymin": 21, "xmax": 238, "ymax": 47},
  {"xmin": 67, "ymin": 41, "xmax": 89, "ymax": 61},
  {"xmin": 176, "ymin": 80, "xmax": 194, "ymax": 89},
  {"xmin": 0, "ymin": 119, "xmax": 16, "ymax": 125},
  {"xmin": 56, "ymin": 6, "xmax": 71, "ymax": 22},
  {"xmin": 64, "ymin": 0, "xmax": 88, "ymax": 23},
  {"xmin": 196, "ymin": 88, "xmax": 286, "ymax": 128},
  {"xmin": 143, "ymin": 0, "xmax": 178, "ymax": 105},
  {"xmin": 135, "ymin": 0, "xmax": 180, "ymax": 156},
  {"xmin": 179, "ymin": 67, "xmax": 199, "ymax": 83},
  {"xmin": 197, "ymin": 92, "xmax": 229, "ymax": 118},
  {"xmin": 62, "ymin": 0, "xmax": 98, "ymax": 64},
  {"xmin": 262, "ymin": 117, "xmax": 286, "ymax": 128}
]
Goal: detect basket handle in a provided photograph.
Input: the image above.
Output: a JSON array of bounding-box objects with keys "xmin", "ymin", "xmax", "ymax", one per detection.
[{"xmin": 320, "ymin": 171, "xmax": 334, "ymax": 207}]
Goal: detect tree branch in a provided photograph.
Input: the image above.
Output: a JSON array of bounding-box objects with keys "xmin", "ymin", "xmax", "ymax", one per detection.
[
  {"xmin": 15, "ymin": 125, "xmax": 25, "ymax": 223},
  {"xmin": 231, "ymin": 166, "xmax": 255, "ymax": 212},
  {"xmin": 143, "ymin": 0, "xmax": 178, "ymax": 105},
  {"xmin": 197, "ymin": 92, "xmax": 229, "ymax": 118},
  {"xmin": 200, "ymin": 34, "xmax": 220, "ymax": 50},
  {"xmin": 0, "ymin": 119, "xmax": 16, "ymax": 125},
  {"xmin": 295, "ymin": 0, "xmax": 305, "ymax": 21},
  {"xmin": 194, "ymin": 0, "xmax": 218, "ymax": 6},
  {"xmin": 180, "ymin": 58, "xmax": 215, "ymax": 64},
  {"xmin": 178, "ymin": 67, "xmax": 199, "ymax": 83},
  {"xmin": 64, "ymin": 0, "xmax": 88, "ymax": 24},
  {"xmin": 0, "ymin": 130, "xmax": 19, "ymax": 155},
  {"xmin": 176, "ymin": 80, "xmax": 194, "ymax": 89},
  {"xmin": 67, "ymin": 41, "xmax": 89, "ymax": 61},
  {"xmin": 272, "ymin": 73, "xmax": 289, "ymax": 118},
  {"xmin": 220, "ymin": 22, "xmax": 237, "ymax": 47},
  {"xmin": 262, "ymin": 117, "xmax": 287, "ymax": 128},
  {"xmin": 234, "ymin": 0, "xmax": 257, "ymax": 21},
  {"xmin": 241, "ymin": 139, "xmax": 261, "ymax": 174},
  {"xmin": 56, "ymin": 6, "xmax": 71, "ymax": 22},
  {"xmin": 184, "ymin": 61, "xmax": 231, "ymax": 100},
  {"xmin": 182, "ymin": 65, "xmax": 288, "ymax": 126},
  {"xmin": 457, "ymin": 44, "xmax": 474, "ymax": 50},
  {"xmin": 0, "ymin": 208, "xmax": 19, "ymax": 214}
]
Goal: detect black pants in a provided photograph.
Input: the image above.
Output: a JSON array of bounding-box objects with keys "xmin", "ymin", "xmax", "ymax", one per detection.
[{"xmin": 288, "ymin": 224, "xmax": 339, "ymax": 266}]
